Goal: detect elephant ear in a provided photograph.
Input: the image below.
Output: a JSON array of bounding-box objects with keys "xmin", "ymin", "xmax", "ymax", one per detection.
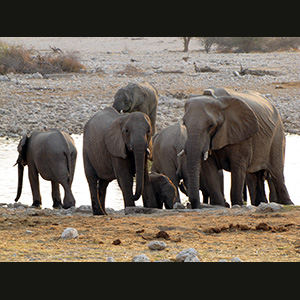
[
  {"xmin": 17, "ymin": 134, "xmax": 28, "ymax": 153},
  {"xmin": 130, "ymin": 83, "xmax": 148, "ymax": 108},
  {"xmin": 104, "ymin": 119, "xmax": 127, "ymax": 159},
  {"xmin": 211, "ymin": 97, "xmax": 259, "ymax": 150}
]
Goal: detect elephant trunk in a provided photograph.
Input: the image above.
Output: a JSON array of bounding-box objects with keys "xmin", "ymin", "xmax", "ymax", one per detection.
[
  {"xmin": 15, "ymin": 163, "xmax": 24, "ymax": 202},
  {"xmin": 132, "ymin": 144, "xmax": 147, "ymax": 201},
  {"xmin": 185, "ymin": 132, "xmax": 203, "ymax": 209}
]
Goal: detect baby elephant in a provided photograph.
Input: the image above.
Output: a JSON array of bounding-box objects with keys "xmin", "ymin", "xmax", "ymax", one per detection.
[
  {"xmin": 14, "ymin": 129, "xmax": 77, "ymax": 209},
  {"xmin": 149, "ymin": 172, "xmax": 177, "ymax": 209}
]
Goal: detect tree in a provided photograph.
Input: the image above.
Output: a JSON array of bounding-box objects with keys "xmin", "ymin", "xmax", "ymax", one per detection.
[{"xmin": 182, "ymin": 37, "xmax": 192, "ymax": 52}]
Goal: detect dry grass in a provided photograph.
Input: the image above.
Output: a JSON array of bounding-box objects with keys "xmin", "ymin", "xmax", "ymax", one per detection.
[{"xmin": 0, "ymin": 42, "xmax": 85, "ymax": 75}]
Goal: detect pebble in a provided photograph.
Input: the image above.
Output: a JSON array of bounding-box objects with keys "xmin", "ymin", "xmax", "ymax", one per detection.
[
  {"xmin": 256, "ymin": 202, "xmax": 283, "ymax": 213},
  {"xmin": 148, "ymin": 241, "xmax": 167, "ymax": 250},
  {"xmin": 132, "ymin": 254, "xmax": 151, "ymax": 262},
  {"xmin": 176, "ymin": 248, "xmax": 200, "ymax": 262},
  {"xmin": 60, "ymin": 228, "xmax": 79, "ymax": 239}
]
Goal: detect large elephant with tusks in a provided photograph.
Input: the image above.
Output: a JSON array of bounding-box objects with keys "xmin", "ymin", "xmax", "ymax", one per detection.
[{"xmin": 183, "ymin": 86, "xmax": 293, "ymax": 208}]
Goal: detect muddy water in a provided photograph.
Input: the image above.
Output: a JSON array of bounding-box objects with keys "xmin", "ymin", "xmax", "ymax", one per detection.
[{"xmin": 0, "ymin": 134, "xmax": 299, "ymax": 209}]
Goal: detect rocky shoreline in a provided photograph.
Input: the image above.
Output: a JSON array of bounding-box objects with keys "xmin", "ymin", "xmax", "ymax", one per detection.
[{"xmin": 1, "ymin": 38, "xmax": 300, "ymax": 137}]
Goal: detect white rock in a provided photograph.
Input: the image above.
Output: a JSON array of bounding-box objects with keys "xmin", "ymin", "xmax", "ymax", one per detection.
[
  {"xmin": 106, "ymin": 257, "xmax": 115, "ymax": 262},
  {"xmin": 60, "ymin": 227, "xmax": 79, "ymax": 239},
  {"xmin": 132, "ymin": 254, "xmax": 151, "ymax": 262},
  {"xmin": 231, "ymin": 257, "xmax": 243, "ymax": 262},
  {"xmin": 184, "ymin": 255, "xmax": 201, "ymax": 262},
  {"xmin": 148, "ymin": 241, "xmax": 166, "ymax": 250},
  {"xmin": 176, "ymin": 248, "xmax": 200, "ymax": 262},
  {"xmin": 256, "ymin": 202, "xmax": 283, "ymax": 213}
]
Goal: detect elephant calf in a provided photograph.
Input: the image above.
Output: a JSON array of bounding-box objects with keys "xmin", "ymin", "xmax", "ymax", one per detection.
[
  {"xmin": 112, "ymin": 81, "xmax": 159, "ymax": 135},
  {"xmin": 15, "ymin": 129, "xmax": 77, "ymax": 208},
  {"xmin": 149, "ymin": 172, "xmax": 177, "ymax": 209}
]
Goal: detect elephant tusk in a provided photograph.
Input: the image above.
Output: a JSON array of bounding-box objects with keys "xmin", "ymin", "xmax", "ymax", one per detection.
[
  {"xmin": 120, "ymin": 110, "xmax": 124, "ymax": 114},
  {"xmin": 177, "ymin": 149, "xmax": 185, "ymax": 157},
  {"xmin": 203, "ymin": 151, "xmax": 209, "ymax": 161},
  {"xmin": 146, "ymin": 148, "xmax": 150, "ymax": 157}
]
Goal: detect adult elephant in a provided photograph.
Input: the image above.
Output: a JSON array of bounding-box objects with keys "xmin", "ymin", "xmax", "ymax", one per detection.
[
  {"xmin": 112, "ymin": 82, "xmax": 159, "ymax": 135},
  {"xmin": 151, "ymin": 123, "xmax": 225, "ymax": 205},
  {"xmin": 83, "ymin": 107, "xmax": 156, "ymax": 215},
  {"xmin": 14, "ymin": 130, "xmax": 77, "ymax": 208},
  {"xmin": 183, "ymin": 86, "xmax": 293, "ymax": 208}
]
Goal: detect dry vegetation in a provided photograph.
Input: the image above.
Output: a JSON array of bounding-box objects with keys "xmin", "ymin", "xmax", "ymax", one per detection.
[{"xmin": 0, "ymin": 42, "xmax": 85, "ymax": 75}]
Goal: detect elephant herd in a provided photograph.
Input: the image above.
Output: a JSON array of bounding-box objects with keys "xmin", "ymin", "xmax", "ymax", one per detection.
[{"xmin": 14, "ymin": 82, "xmax": 294, "ymax": 215}]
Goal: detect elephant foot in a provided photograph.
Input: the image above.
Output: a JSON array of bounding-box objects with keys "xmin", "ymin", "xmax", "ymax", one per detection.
[
  {"xmin": 92, "ymin": 208, "xmax": 107, "ymax": 215},
  {"xmin": 190, "ymin": 200, "xmax": 201, "ymax": 209},
  {"xmin": 31, "ymin": 200, "xmax": 41, "ymax": 208},
  {"xmin": 53, "ymin": 199, "xmax": 63, "ymax": 209},
  {"xmin": 62, "ymin": 203, "xmax": 75, "ymax": 209}
]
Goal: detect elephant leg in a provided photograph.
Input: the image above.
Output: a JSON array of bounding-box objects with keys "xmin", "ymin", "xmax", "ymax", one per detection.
[
  {"xmin": 167, "ymin": 173, "xmax": 181, "ymax": 203},
  {"xmin": 267, "ymin": 175, "xmax": 278, "ymax": 203},
  {"xmin": 28, "ymin": 166, "xmax": 42, "ymax": 207},
  {"xmin": 117, "ymin": 174, "xmax": 134, "ymax": 207},
  {"xmin": 97, "ymin": 179, "xmax": 109, "ymax": 213},
  {"xmin": 84, "ymin": 156, "xmax": 106, "ymax": 215},
  {"xmin": 61, "ymin": 181, "xmax": 76, "ymax": 209},
  {"xmin": 51, "ymin": 181, "xmax": 62, "ymax": 208},
  {"xmin": 114, "ymin": 160, "xmax": 135, "ymax": 207},
  {"xmin": 230, "ymin": 166, "xmax": 246, "ymax": 206},
  {"xmin": 268, "ymin": 170, "xmax": 293, "ymax": 205},
  {"xmin": 201, "ymin": 159, "xmax": 226, "ymax": 206},
  {"xmin": 246, "ymin": 171, "xmax": 268, "ymax": 206}
]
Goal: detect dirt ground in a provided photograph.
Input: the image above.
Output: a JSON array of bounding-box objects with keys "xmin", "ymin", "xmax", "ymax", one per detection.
[{"xmin": 1, "ymin": 205, "xmax": 300, "ymax": 262}]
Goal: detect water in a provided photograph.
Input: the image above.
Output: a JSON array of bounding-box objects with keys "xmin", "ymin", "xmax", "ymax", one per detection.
[{"xmin": 1, "ymin": 134, "xmax": 299, "ymax": 209}]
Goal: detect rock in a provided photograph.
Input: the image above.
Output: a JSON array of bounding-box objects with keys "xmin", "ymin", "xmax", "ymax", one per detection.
[
  {"xmin": 124, "ymin": 206, "xmax": 161, "ymax": 215},
  {"xmin": 106, "ymin": 257, "xmax": 115, "ymax": 262},
  {"xmin": 60, "ymin": 228, "xmax": 79, "ymax": 239},
  {"xmin": 256, "ymin": 202, "xmax": 283, "ymax": 213},
  {"xmin": 176, "ymin": 248, "xmax": 200, "ymax": 262},
  {"xmin": 173, "ymin": 202, "xmax": 185, "ymax": 209},
  {"xmin": 132, "ymin": 254, "xmax": 151, "ymax": 262},
  {"xmin": 30, "ymin": 72, "xmax": 43, "ymax": 79},
  {"xmin": 76, "ymin": 205, "xmax": 92, "ymax": 213},
  {"xmin": 231, "ymin": 257, "xmax": 243, "ymax": 262},
  {"xmin": 218, "ymin": 259, "xmax": 228, "ymax": 262},
  {"xmin": 148, "ymin": 241, "xmax": 167, "ymax": 250},
  {"xmin": 184, "ymin": 255, "xmax": 201, "ymax": 262}
]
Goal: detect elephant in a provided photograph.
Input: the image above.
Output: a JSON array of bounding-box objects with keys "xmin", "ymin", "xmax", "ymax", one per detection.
[
  {"xmin": 14, "ymin": 129, "xmax": 77, "ymax": 209},
  {"xmin": 83, "ymin": 106, "xmax": 157, "ymax": 215},
  {"xmin": 149, "ymin": 172, "xmax": 177, "ymax": 209},
  {"xmin": 151, "ymin": 123, "xmax": 225, "ymax": 205},
  {"xmin": 183, "ymin": 86, "xmax": 293, "ymax": 208},
  {"xmin": 112, "ymin": 81, "xmax": 159, "ymax": 135}
]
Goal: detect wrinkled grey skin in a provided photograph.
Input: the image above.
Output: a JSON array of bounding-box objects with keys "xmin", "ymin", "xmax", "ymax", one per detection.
[
  {"xmin": 83, "ymin": 107, "xmax": 156, "ymax": 215},
  {"xmin": 149, "ymin": 172, "xmax": 177, "ymax": 209},
  {"xmin": 151, "ymin": 123, "xmax": 225, "ymax": 205},
  {"xmin": 183, "ymin": 86, "xmax": 293, "ymax": 208},
  {"xmin": 113, "ymin": 82, "xmax": 159, "ymax": 135},
  {"xmin": 15, "ymin": 129, "xmax": 77, "ymax": 209}
]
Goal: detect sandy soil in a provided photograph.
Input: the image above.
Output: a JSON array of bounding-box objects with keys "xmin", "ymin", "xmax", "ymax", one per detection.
[{"xmin": 1, "ymin": 205, "xmax": 300, "ymax": 262}]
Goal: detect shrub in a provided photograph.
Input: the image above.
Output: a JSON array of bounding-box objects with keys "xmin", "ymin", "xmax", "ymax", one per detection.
[
  {"xmin": 199, "ymin": 37, "xmax": 300, "ymax": 53},
  {"xmin": 0, "ymin": 42, "xmax": 85, "ymax": 75}
]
